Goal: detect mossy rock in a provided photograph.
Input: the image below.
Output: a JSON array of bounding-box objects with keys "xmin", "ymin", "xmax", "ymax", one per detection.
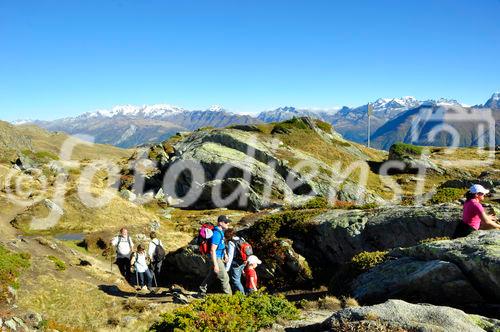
[{"xmin": 389, "ymin": 142, "xmax": 424, "ymax": 159}]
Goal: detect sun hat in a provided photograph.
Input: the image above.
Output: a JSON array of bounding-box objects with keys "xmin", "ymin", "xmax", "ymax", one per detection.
[
  {"xmin": 469, "ymin": 184, "xmax": 490, "ymax": 195},
  {"xmin": 247, "ymin": 255, "xmax": 262, "ymax": 265}
]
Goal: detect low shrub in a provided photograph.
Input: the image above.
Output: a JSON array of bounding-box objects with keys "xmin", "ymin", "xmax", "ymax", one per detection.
[
  {"xmin": 291, "ymin": 196, "xmax": 329, "ymax": 210},
  {"xmin": 150, "ymin": 291, "xmax": 299, "ymax": 331},
  {"xmin": 430, "ymin": 187, "xmax": 466, "ymax": 204},
  {"xmin": 350, "ymin": 251, "xmax": 388, "ymax": 272},
  {"xmin": 0, "ymin": 245, "xmax": 30, "ymax": 301}
]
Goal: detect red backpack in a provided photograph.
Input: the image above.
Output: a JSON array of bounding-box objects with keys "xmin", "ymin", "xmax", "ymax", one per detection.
[
  {"xmin": 197, "ymin": 223, "xmax": 214, "ymax": 255},
  {"xmin": 235, "ymin": 238, "xmax": 253, "ymax": 263}
]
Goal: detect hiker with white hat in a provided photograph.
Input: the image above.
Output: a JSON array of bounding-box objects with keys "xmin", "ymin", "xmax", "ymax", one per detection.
[
  {"xmin": 244, "ymin": 255, "xmax": 262, "ymax": 294},
  {"xmin": 454, "ymin": 184, "xmax": 500, "ymax": 238}
]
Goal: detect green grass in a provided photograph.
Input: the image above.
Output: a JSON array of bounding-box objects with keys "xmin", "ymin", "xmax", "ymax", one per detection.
[
  {"xmin": 47, "ymin": 255, "xmax": 66, "ymax": 271},
  {"xmin": 0, "ymin": 245, "xmax": 31, "ymax": 301},
  {"xmin": 150, "ymin": 291, "xmax": 299, "ymax": 331}
]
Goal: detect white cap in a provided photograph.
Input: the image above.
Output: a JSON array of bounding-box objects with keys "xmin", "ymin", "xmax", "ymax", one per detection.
[
  {"xmin": 469, "ymin": 184, "xmax": 490, "ymax": 195},
  {"xmin": 247, "ymin": 255, "xmax": 262, "ymax": 265}
]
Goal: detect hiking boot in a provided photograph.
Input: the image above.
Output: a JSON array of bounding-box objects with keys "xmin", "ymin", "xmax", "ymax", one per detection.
[{"xmin": 135, "ymin": 286, "xmax": 142, "ymax": 291}]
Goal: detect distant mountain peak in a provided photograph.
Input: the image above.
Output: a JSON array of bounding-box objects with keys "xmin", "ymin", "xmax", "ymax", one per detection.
[
  {"xmin": 83, "ymin": 104, "xmax": 186, "ymax": 119},
  {"xmin": 484, "ymin": 92, "xmax": 500, "ymax": 109},
  {"xmin": 371, "ymin": 96, "xmax": 419, "ymax": 109},
  {"xmin": 207, "ymin": 105, "xmax": 225, "ymax": 112}
]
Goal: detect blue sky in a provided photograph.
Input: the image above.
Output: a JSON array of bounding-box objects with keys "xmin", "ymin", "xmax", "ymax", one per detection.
[{"xmin": 0, "ymin": 0, "xmax": 499, "ymax": 121}]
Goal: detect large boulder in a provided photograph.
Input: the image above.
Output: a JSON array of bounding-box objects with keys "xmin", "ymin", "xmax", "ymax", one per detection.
[
  {"xmin": 350, "ymin": 257, "xmax": 483, "ymax": 306},
  {"xmin": 309, "ymin": 205, "xmax": 461, "ymax": 266},
  {"xmin": 350, "ymin": 231, "xmax": 500, "ymax": 309},
  {"xmin": 163, "ymin": 244, "xmax": 211, "ymax": 283},
  {"xmin": 393, "ymin": 231, "xmax": 500, "ymax": 302},
  {"xmin": 321, "ymin": 299, "xmax": 500, "ymax": 332},
  {"xmin": 140, "ymin": 126, "xmax": 383, "ymax": 211}
]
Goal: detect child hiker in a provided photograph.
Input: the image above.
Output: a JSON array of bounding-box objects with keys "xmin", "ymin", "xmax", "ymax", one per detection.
[
  {"xmin": 131, "ymin": 244, "xmax": 154, "ymax": 293},
  {"xmin": 244, "ymin": 255, "xmax": 262, "ymax": 294}
]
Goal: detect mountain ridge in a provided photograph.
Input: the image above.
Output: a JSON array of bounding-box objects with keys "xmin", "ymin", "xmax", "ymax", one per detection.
[{"xmin": 12, "ymin": 93, "xmax": 498, "ymax": 148}]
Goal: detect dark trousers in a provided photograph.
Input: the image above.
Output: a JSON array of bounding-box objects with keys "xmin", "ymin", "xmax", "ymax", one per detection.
[
  {"xmin": 137, "ymin": 269, "xmax": 153, "ymax": 288},
  {"xmin": 116, "ymin": 257, "xmax": 131, "ymax": 281},
  {"xmin": 151, "ymin": 260, "xmax": 163, "ymax": 279},
  {"xmin": 453, "ymin": 222, "xmax": 476, "ymax": 239}
]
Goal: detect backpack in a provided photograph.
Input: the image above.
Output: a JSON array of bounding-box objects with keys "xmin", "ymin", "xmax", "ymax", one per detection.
[
  {"xmin": 234, "ymin": 238, "xmax": 253, "ymax": 263},
  {"xmin": 116, "ymin": 235, "xmax": 132, "ymax": 255},
  {"xmin": 197, "ymin": 223, "xmax": 215, "ymax": 255},
  {"xmin": 152, "ymin": 240, "xmax": 166, "ymax": 262}
]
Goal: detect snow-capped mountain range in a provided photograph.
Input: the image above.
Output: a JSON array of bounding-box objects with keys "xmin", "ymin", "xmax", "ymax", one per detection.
[{"xmin": 14, "ymin": 94, "xmax": 498, "ymax": 148}]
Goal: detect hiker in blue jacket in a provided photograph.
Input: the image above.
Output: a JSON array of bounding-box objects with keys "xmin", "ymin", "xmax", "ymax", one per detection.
[{"xmin": 198, "ymin": 215, "xmax": 232, "ymax": 295}]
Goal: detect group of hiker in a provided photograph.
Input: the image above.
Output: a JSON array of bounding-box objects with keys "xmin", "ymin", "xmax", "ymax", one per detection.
[
  {"xmin": 109, "ymin": 183, "xmax": 498, "ymax": 295},
  {"xmin": 110, "ymin": 229, "xmax": 165, "ymax": 293},
  {"xmin": 110, "ymin": 215, "xmax": 261, "ymax": 295},
  {"xmin": 198, "ymin": 215, "xmax": 260, "ymax": 296}
]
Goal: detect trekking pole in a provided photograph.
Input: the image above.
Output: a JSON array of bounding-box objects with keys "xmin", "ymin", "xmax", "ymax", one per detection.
[{"xmin": 135, "ymin": 269, "xmax": 139, "ymax": 290}]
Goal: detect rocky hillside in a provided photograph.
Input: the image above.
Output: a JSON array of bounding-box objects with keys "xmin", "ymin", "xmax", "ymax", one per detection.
[{"xmin": 0, "ymin": 121, "xmax": 33, "ymax": 162}]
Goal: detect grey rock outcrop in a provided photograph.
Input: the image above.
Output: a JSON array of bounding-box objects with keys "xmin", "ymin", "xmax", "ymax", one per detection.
[
  {"xmin": 350, "ymin": 231, "xmax": 500, "ymax": 307},
  {"xmin": 351, "ymin": 257, "xmax": 483, "ymax": 305},
  {"xmin": 144, "ymin": 126, "xmax": 382, "ymax": 210},
  {"xmin": 309, "ymin": 205, "xmax": 461, "ymax": 265},
  {"xmin": 322, "ymin": 299, "xmax": 500, "ymax": 332}
]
